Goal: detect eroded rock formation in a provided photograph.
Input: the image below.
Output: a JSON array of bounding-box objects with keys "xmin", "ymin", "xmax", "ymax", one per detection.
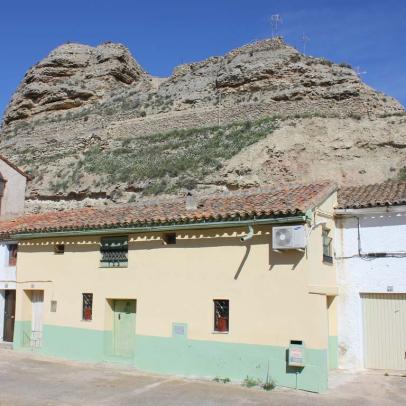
[{"xmin": 0, "ymin": 37, "xmax": 405, "ymax": 211}]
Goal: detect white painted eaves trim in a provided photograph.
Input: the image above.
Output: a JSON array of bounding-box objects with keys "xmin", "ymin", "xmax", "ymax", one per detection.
[{"xmin": 335, "ymin": 205, "xmax": 406, "ymax": 216}]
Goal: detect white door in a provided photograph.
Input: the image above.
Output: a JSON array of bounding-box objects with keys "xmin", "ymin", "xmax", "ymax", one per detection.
[
  {"xmin": 31, "ymin": 290, "xmax": 44, "ymax": 348},
  {"xmin": 361, "ymin": 293, "xmax": 406, "ymax": 370}
]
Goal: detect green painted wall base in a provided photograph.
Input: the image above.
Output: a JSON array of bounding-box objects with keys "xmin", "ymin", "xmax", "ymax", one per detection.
[
  {"xmin": 13, "ymin": 322, "xmax": 328, "ymax": 393},
  {"xmin": 328, "ymin": 336, "xmax": 338, "ymax": 370}
]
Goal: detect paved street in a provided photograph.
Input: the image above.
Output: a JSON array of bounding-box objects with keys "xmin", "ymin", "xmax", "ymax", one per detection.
[{"xmin": 0, "ymin": 349, "xmax": 405, "ymax": 405}]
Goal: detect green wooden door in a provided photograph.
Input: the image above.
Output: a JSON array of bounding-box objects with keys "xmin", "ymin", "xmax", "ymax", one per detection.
[{"xmin": 113, "ymin": 300, "xmax": 136, "ymax": 358}]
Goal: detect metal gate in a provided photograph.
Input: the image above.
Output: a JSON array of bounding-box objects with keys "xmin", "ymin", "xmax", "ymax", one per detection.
[{"xmin": 361, "ymin": 293, "xmax": 406, "ymax": 370}]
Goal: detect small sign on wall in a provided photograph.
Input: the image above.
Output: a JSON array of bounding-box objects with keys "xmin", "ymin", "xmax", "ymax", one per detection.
[{"xmin": 172, "ymin": 323, "xmax": 188, "ymax": 338}]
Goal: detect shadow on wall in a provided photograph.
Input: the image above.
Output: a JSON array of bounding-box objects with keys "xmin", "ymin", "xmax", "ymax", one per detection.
[
  {"xmin": 339, "ymin": 213, "xmax": 406, "ymax": 230},
  {"xmin": 234, "ymin": 245, "xmax": 250, "ymax": 280},
  {"xmin": 20, "ymin": 239, "xmax": 100, "ymax": 254},
  {"xmin": 269, "ymin": 248, "xmax": 303, "ymax": 271}
]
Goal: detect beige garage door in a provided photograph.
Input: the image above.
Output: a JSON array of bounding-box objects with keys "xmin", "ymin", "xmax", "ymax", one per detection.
[{"xmin": 361, "ymin": 293, "xmax": 406, "ymax": 370}]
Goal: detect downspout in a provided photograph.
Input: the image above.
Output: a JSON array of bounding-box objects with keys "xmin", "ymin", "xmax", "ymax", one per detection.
[{"xmin": 240, "ymin": 225, "xmax": 254, "ymax": 242}]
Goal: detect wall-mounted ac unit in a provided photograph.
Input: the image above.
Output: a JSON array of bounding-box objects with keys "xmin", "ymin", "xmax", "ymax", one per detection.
[{"xmin": 272, "ymin": 225, "xmax": 306, "ymax": 250}]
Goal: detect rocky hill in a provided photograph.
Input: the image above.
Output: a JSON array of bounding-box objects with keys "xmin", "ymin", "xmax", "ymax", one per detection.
[{"xmin": 0, "ymin": 37, "xmax": 405, "ymax": 212}]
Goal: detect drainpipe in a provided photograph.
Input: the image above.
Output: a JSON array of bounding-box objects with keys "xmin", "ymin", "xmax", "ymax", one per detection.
[{"xmin": 240, "ymin": 225, "xmax": 254, "ymax": 242}]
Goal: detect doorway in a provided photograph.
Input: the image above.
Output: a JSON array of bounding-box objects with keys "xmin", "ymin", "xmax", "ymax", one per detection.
[
  {"xmin": 3, "ymin": 290, "xmax": 16, "ymax": 342},
  {"xmin": 113, "ymin": 300, "xmax": 136, "ymax": 358},
  {"xmin": 361, "ymin": 293, "xmax": 406, "ymax": 370},
  {"xmin": 327, "ymin": 295, "xmax": 338, "ymax": 370},
  {"xmin": 30, "ymin": 290, "xmax": 44, "ymax": 348}
]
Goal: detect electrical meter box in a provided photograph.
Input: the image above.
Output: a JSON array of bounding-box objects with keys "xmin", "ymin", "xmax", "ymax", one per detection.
[{"xmin": 288, "ymin": 340, "xmax": 305, "ymax": 367}]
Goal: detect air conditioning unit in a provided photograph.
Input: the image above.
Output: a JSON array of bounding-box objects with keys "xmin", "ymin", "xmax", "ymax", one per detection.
[{"xmin": 272, "ymin": 225, "xmax": 306, "ymax": 250}]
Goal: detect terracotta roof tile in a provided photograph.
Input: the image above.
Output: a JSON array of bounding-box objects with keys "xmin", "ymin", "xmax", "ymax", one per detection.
[
  {"xmin": 0, "ymin": 182, "xmax": 336, "ymax": 237},
  {"xmin": 337, "ymin": 181, "xmax": 406, "ymax": 209}
]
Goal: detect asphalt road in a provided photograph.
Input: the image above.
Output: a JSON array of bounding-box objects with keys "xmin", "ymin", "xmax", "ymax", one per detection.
[{"xmin": 0, "ymin": 349, "xmax": 405, "ymax": 405}]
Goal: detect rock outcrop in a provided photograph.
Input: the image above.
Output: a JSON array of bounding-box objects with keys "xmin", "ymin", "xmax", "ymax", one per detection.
[
  {"xmin": 0, "ymin": 37, "xmax": 405, "ymax": 211},
  {"xmin": 4, "ymin": 42, "xmax": 151, "ymax": 124}
]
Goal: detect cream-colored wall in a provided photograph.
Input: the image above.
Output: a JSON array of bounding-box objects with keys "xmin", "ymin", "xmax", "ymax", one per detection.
[
  {"xmin": 327, "ymin": 296, "xmax": 337, "ymax": 336},
  {"xmin": 0, "ymin": 160, "xmax": 27, "ymax": 216},
  {"xmin": 15, "ymin": 216, "xmax": 337, "ymax": 350},
  {"xmin": 306, "ymin": 192, "xmax": 337, "ymax": 293}
]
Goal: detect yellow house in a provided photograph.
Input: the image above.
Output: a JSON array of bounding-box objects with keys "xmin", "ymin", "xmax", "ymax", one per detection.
[{"xmin": 0, "ymin": 182, "xmax": 338, "ymax": 392}]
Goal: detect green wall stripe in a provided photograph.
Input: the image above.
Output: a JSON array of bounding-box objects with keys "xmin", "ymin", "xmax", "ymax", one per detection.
[
  {"xmin": 13, "ymin": 322, "xmax": 328, "ymax": 392},
  {"xmin": 328, "ymin": 336, "xmax": 338, "ymax": 370}
]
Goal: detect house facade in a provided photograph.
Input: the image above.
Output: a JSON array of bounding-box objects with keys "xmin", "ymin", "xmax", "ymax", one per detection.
[
  {"xmin": 0, "ymin": 155, "xmax": 30, "ymax": 344},
  {"xmin": 0, "ymin": 183, "xmax": 338, "ymax": 392},
  {"xmin": 335, "ymin": 182, "xmax": 406, "ymax": 371}
]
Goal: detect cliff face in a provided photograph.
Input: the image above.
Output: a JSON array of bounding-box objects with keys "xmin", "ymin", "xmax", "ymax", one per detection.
[
  {"xmin": 3, "ymin": 42, "xmax": 151, "ymax": 124},
  {"xmin": 1, "ymin": 37, "xmax": 405, "ymax": 211}
]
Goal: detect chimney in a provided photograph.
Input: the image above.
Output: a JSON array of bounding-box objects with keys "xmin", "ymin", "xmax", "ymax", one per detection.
[{"xmin": 186, "ymin": 192, "xmax": 198, "ymax": 210}]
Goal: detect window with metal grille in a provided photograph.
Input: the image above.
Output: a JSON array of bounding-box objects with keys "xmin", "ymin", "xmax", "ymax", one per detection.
[
  {"xmin": 82, "ymin": 293, "xmax": 93, "ymax": 321},
  {"xmin": 214, "ymin": 300, "xmax": 229, "ymax": 332},
  {"xmin": 100, "ymin": 236, "xmax": 128, "ymax": 268},
  {"xmin": 7, "ymin": 244, "xmax": 17, "ymax": 266},
  {"xmin": 322, "ymin": 228, "xmax": 333, "ymax": 263}
]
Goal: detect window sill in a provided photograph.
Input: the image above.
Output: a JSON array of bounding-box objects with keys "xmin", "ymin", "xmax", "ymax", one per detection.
[
  {"xmin": 212, "ymin": 331, "xmax": 229, "ymax": 334},
  {"xmin": 81, "ymin": 319, "xmax": 92, "ymax": 322},
  {"xmin": 99, "ymin": 265, "xmax": 128, "ymax": 269}
]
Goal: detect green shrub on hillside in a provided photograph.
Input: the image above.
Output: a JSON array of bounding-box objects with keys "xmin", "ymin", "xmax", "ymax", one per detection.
[{"xmin": 79, "ymin": 117, "xmax": 277, "ymax": 194}]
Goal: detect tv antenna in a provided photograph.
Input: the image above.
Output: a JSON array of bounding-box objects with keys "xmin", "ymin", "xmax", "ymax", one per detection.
[
  {"xmin": 354, "ymin": 66, "xmax": 367, "ymax": 78},
  {"xmin": 270, "ymin": 14, "xmax": 283, "ymax": 37},
  {"xmin": 301, "ymin": 33, "xmax": 310, "ymax": 55}
]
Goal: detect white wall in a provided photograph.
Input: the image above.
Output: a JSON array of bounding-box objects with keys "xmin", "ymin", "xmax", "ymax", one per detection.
[
  {"xmin": 0, "ymin": 290, "xmax": 4, "ymax": 341},
  {"xmin": 0, "ymin": 242, "xmax": 16, "ymax": 290},
  {"xmin": 335, "ymin": 209, "xmax": 406, "ymax": 369},
  {"xmin": 0, "ymin": 158, "xmax": 27, "ymax": 216}
]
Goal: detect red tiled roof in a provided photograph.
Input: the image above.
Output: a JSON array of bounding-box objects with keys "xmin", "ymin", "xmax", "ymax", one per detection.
[
  {"xmin": 0, "ymin": 182, "xmax": 336, "ymax": 237},
  {"xmin": 337, "ymin": 181, "xmax": 406, "ymax": 209}
]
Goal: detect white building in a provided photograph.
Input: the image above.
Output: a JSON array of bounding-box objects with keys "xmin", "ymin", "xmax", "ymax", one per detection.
[
  {"xmin": 0, "ymin": 155, "xmax": 29, "ymax": 343},
  {"xmin": 335, "ymin": 182, "xmax": 406, "ymax": 371}
]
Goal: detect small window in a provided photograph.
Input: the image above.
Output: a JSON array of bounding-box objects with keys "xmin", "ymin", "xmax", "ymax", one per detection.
[
  {"xmin": 50, "ymin": 300, "xmax": 57, "ymax": 312},
  {"xmin": 82, "ymin": 293, "xmax": 93, "ymax": 321},
  {"xmin": 100, "ymin": 236, "xmax": 128, "ymax": 268},
  {"xmin": 7, "ymin": 244, "xmax": 17, "ymax": 266},
  {"xmin": 54, "ymin": 244, "xmax": 65, "ymax": 255},
  {"xmin": 163, "ymin": 233, "xmax": 176, "ymax": 245},
  {"xmin": 214, "ymin": 299, "xmax": 229, "ymax": 332},
  {"xmin": 322, "ymin": 228, "xmax": 333, "ymax": 263}
]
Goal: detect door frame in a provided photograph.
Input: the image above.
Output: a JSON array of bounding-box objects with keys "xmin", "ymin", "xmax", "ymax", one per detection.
[
  {"xmin": 3, "ymin": 289, "xmax": 16, "ymax": 342},
  {"xmin": 112, "ymin": 299, "xmax": 136, "ymax": 359},
  {"xmin": 30, "ymin": 290, "xmax": 44, "ymax": 348}
]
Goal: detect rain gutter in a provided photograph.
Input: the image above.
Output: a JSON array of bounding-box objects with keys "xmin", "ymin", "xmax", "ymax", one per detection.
[{"xmin": 11, "ymin": 215, "xmax": 306, "ymax": 240}]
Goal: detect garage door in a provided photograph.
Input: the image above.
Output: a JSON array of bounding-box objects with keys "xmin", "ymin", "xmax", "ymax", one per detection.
[{"xmin": 361, "ymin": 293, "xmax": 406, "ymax": 370}]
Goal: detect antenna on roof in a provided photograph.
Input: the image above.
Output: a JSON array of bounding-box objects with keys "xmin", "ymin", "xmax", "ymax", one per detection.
[
  {"xmin": 301, "ymin": 33, "xmax": 310, "ymax": 55},
  {"xmin": 270, "ymin": 14, "xmax": 283, "ymax": 37},
  {"xmin": 354, "ymin": 66, "xmax": 367, "ymax": 78}
]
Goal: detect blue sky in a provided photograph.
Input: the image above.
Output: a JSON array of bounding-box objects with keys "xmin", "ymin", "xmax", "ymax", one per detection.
[{"xmin": 1, "ymin": 0, "xmax": 405, "ymax": 119}]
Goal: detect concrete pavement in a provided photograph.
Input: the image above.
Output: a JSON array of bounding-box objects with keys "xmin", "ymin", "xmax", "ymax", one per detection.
[{"xmin": 0, "ymin": 349, "xmax": 405, "ymax": 405}]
